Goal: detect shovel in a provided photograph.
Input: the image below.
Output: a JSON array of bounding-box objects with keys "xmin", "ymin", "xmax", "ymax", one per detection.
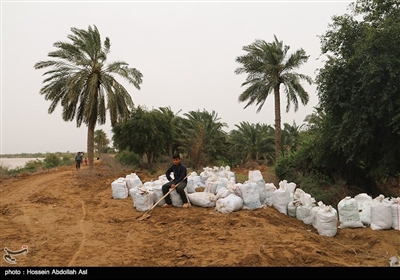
[{"xmin": 136, "ymin": 172, "xmax": 190, "ymax": 221}]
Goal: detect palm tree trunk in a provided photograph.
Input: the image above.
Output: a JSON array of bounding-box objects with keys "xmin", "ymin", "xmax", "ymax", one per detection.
[
  {"xmin": 87, "ymin": 125, "xmax": 95, "ymax": 170},
  {"xmin": 98, "ymin": 144, "xmax": 102, "ymax": 159},
  {"xmin": 274, "ymin": 86, "xmax": 282, "ymax": 162}
]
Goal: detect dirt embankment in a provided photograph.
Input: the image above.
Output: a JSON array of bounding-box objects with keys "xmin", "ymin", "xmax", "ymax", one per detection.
[{"xmin": 0, "ymin": 160, "xmax": 399, "ymax": 269}]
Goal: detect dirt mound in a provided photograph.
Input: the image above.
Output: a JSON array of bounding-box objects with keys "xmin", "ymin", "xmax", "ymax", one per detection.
[{"xmin": 0, "ymin": 160, "xmax": 399, "ymax": 269}]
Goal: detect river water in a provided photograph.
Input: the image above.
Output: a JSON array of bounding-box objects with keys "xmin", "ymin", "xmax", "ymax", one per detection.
[{"xmin": 0, "ymin": 158, "xmax": 45, "ymax": 169}]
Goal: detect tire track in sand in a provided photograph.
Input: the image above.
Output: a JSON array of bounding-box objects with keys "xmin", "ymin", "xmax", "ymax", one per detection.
[{"xmin": 67, "ymin": 199, "xmax": 87, "ymax": 266}]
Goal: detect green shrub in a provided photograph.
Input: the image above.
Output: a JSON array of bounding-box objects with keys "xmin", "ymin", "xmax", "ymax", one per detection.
[
  {"xmin": 24, "ymin": 159, "xmax": 46, "ymax": 171},
  {"xmin": 294, "ymin": 172, "xmax": 346, "ymax": 208},
  {"xmin": 115, "ymin": 151, "xmax": 141, "ymax": 167},
  {"xmin": 43, "ymin": 154, "xmax": 61, "ymax": 168},
  {"xmin": 274, "ymin": 153, "xmax": 299, "ymax": 183},
  {"xmin": 61, "ymin": 155, "xmax": 74, "ymax": 166}
]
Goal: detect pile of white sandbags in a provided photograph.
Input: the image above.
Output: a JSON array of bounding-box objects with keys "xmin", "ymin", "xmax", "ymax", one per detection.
[
  {"xmin": 112, "ymin": 167, "xmax": 400, "ymax": 235},
  {"xmin": 281, "ymin": 186, "xmax": 338, "ymax": 237},
  {"xmin": 342, "ymin": 193, "xmax": 400, "ymax": 231},
  {"xmin": 129, "ymin": 174, "xmax": 187, "ymax": 211},
  {"xmin": 189, "ymin": 167, "xmax": 237, "ymax": 210}
]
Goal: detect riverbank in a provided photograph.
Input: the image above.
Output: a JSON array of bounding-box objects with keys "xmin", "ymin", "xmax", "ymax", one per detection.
[{"xmin": 0, "ymin": 158, "xmax": 45, "ymax": 169}]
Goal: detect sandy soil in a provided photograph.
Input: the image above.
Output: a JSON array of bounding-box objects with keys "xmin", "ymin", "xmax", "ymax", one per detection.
[{"xmin": 1, "ymin": 159, "xmax": 399, "ymax": 270}]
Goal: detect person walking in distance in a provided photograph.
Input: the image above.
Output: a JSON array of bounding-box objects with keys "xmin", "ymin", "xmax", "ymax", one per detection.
[
  {"xmin": 161, "ymin": 153, "xmax": 189, "ymax": 208},
  {"xmin": 75, "ymin": 152, "xmax": 83, "ymax": 170}
]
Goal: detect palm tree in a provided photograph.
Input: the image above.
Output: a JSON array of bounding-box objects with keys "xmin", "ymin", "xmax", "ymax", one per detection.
[
  {"xmin": 34, "ymin": 25, "xmax": 143, "ymax": 169},
  {"xmin": 182, "ymin": 110, "xmax": 228, "ymax": 168},
  {"xmin": 235, "ymin": 35, "xmax": 312, "ymax": 162},
  {"xmin": 94, "ymin": 129, "xmax": 110, "ymax": 159},
  {"xmin": 228, "ymin": 121, "xmax": 275, "ymax": 163},
  {"xmin": 156, "ymin": 106, "xmax": 182, "ymax": 157},
  {"xmin": 281, "ymin": 121, "xmax": 303, "ymax": 156},
  {"xmin": 303, "ymin": 106, "xmax": 326, "ymax": 131}
]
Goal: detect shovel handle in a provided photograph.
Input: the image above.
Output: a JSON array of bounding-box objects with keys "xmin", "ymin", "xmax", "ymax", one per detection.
[{"xmin": 147, "ymin": 172, "xmax": 190, "ymax": 212}]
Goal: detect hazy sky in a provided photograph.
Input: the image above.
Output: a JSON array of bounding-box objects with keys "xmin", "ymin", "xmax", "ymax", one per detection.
[{"xmin": 1, "ymin": 0, "xmax": 354, "ymax": 155}]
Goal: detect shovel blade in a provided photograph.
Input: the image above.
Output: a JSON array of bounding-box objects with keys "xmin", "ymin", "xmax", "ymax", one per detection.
[{"xmin": 136, "ymin": 213, "xmax": 151, "ymax": 221}]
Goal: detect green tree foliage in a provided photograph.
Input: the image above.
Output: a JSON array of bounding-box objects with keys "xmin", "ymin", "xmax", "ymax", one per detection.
[
  {"xmin": 235, "ymin": 35, "xmax": 312, "ymax": 162},
  {"xmin": 316, "ymin": 0, "xmax": 400, "ymax": 185},
  {"xmin": 303, "ymin": 106, "xmax": 326, "ymax": 131},
  {"xmin": 94, "ymin": 129, "xmax": 110, "ymax": 159},
  {"xmin": 228, "ymin": 121, "xmax": 275, "ymax": 165},
  {"xmin": 34, "ymin": 25, "xmax": 143, "ymax": 170},
  {"xmin": 156, "ymin": 106, "xmax": 182, "ymax": 157},
  {"xmin": 181, "ymin": 110, "xmax": 228, "ymax": 169},
  {"xmin": 112, "ymin": 106, "xmax": 172, "ymax": 166},
  {"xmin": 115, "ymin": 151, "xmax": 141, "ymax": 167},
  {"xmin": 43, "ymin": 154, "xmax": 61, "ymax": 168},
  {"xmin": 281, "ymin": 121, "xmax": 304, "ymax": 157}
]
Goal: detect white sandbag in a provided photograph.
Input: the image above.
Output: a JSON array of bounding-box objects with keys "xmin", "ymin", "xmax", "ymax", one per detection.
[
  {"xmin": 142, "ymin": 181, "xmax": 154, "ymax": 191},
  {"xmin": 129, "ymin": 187, "xmax": 139, "ymax": 206},
  {"xmin": 265, "ymin": 183, "xmax": 277, "ymax": 206},
  {"xmin": 238, "ymin": 181, "xmax": 262, "ymax": 210},
  {"xmin": 111, "ymin": 179, "xmax": 128, "ymax": 199},
  {"xmin": 272, "ymin": 183, "xmax": 291, "ymax": 215},
  {"xmin": 186, "ymin": 172, "xmax": 197, "ymax": 194},
  {"xmin": 279, "ymin": 180, "xmax": 296, "ymax": 194},
  {"xmin": 293, "ymin": 188, "xmax": 306, "ymax": 201},
  {"xmin": 370, "ymin": 195, "xmax": 392, "ymax": 230},
  {"xmin": 248, "ymin": 170, "xmax": 263, "ymax": 181},
  {"xmin": 299, "ymin": 192, "xmax": 315, "ymax": 206},
  {"xmin": 215, "ymin": 186, "xmax": 231, "ymax": 200},
  {"xmin": 189, "ymin": 173, "xmax": 201, "ymax": 190},
  {"xmin": 296, "ymin": 204, "xmax": 314, "ymax": 223},
  {"xmin": 391, "ymin": 197, "xmax": 400, "ymax": 230},
  {"xmin": 231, "ymin": 183, "xmax": 243, "ymax": 198},
  {"xmin": 258, "ymin": 183, "xmax": 268, "ymax": 206},
  {"xmin": 199, "ymin": 168, "xmax": 212, "ymax": 187},
  {"xmin": 316, "ymin": 205, "xmax": 338, "ymax": 237},
  {"xmin": 216, "ymin": 166, "xmax": 231, "ymax": 180},
  {"xmin": 158, "ymin": 174, "xmax": 169, "ymax": 182},
  {"xmin": 132, "ymin": 189, "xmax": 155, "ymax": 212},
  {"xmin": 295, "ymin": 192, "xmax": 316, "ymax": 223},
  {"xmin": 125, "ymin": 173, "xmax": 142, "ymax": 190},
  {"xmin": 151, "ymin": 182, "xmax": 165, "ymax": 207},
  {"xmin": 204, "ymin": 179, "xmax": 218, "ymax": 194},
  {"xmin": 248, "ymin": 171, "xmax": 267, "ymax": 205},
  {"xmin": 170, "ymin": 189, "xmax": 184, "ymax": 207},
  {"xmin": 186, "ymin": 180, "xmax": 196, "ymax": 193},
  {"xmin": 354, "ymin": 193, "xmax": 373, "ymax": 226},
  {"xmin": 215, "ymin": 193, "xmax": 243, "ymax": 214},
  {"xmin": 224, "ymin": 165, "xmax": 236, "ymax": 182},
  {"xmin": 287, "ymin": 201, "xmax": 300, "ymax": 217},
  {"xmin": 304, "ymin": 201, "xmax": 325, "ymax": 227},
  {"xmin": 338, "ymin": 196, "xmax": 364, "ymax": 228},
  {"xmin": 187, "ymin": 192, "xmax": 216, "ymax": 208},
  {"xmin": 215, "ymin": 178, "xmax": 230, "ymax": 194}
]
